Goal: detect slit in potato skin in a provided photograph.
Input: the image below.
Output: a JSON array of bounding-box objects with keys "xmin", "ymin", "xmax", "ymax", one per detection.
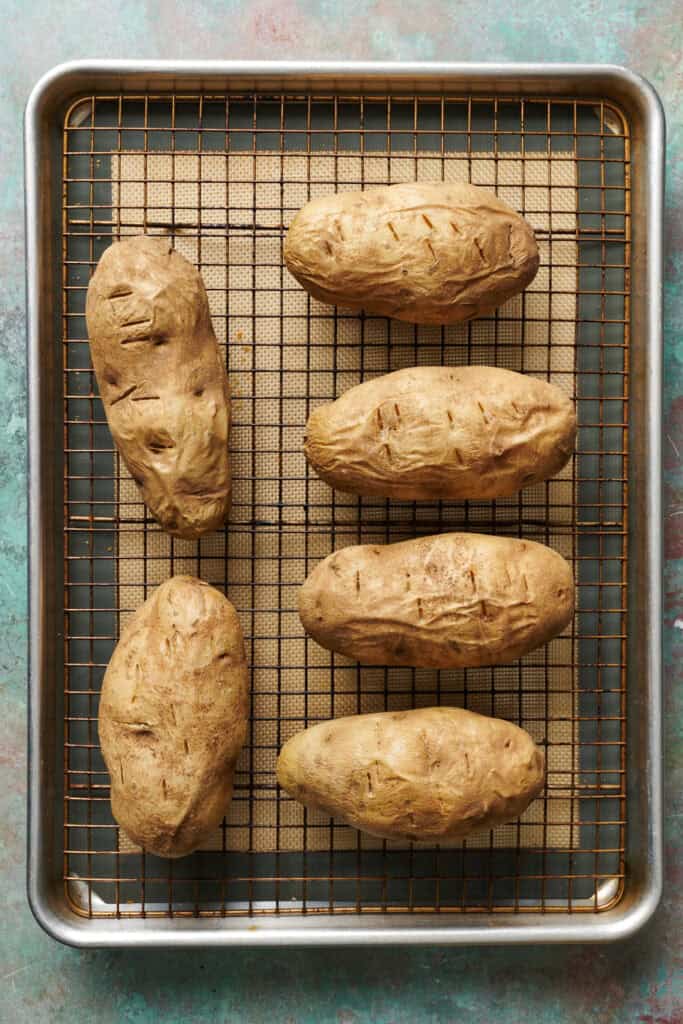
[
  {"xmin": 109, "ymin": 384, "xmax": 137, "ymax": 406},
  {"xmin": 107, "ymin": 286, "xmax": 133, "ymax": 300}
]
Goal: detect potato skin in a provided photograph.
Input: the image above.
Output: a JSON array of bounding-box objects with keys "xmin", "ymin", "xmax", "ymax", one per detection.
[
  {"xmin": 277, "ymin": 707, "xmax": 545, "ymax": 842},
  {"xmin": 299, "ymin": 533, "xmax": 574, "ymax": 668},
  {"xmin": 284, "ymin": 182, "xmax": 539, "ymax": 324},
  {"xmin": 305, "ymin": 366, "xmax": 575, "ymax": 500},
  {"xmin": 98, "ymin": 576, "xmax": 248, "ymax": 858},
  {"xmin": 86, "ymin": 235, "xmax": 230, "ymax": 539}
]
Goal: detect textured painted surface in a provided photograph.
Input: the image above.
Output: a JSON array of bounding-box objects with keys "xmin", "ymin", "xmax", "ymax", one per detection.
[{"xmin": 1, "ymin": 1, "xmax": 681, "ymax": 1021}]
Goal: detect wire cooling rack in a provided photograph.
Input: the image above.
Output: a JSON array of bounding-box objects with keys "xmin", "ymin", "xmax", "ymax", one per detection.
[{"xmin": 61, "ymin": 91, "xmax": 629, "ymax": 918}]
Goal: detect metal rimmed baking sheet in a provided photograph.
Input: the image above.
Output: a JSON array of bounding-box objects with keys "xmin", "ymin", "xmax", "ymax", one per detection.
[{"xmin": 26, "ymin": 62, "xmax": 663, "ymax": 945}]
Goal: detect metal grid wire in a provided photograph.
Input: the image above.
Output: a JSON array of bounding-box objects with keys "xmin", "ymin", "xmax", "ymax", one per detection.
[{"xmin": 61, "ymin": 91, "xmax": 630, "ymax": 918}]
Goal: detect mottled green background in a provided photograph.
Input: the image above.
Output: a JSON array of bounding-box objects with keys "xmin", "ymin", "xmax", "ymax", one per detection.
[{"xmin": 1, "ymin": 2, "xmax": 681, "ymax": 1021}]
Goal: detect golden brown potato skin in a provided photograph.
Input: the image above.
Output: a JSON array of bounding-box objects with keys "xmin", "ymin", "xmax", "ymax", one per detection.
[
  {"xmin": 284, "ymin": 182, "xmax": 539, "ymax": 324},
  {"xmin": 277, "ymin": 707, "xmax": 545, "ymax": 842},
  {"xmin": 305, "ymin": 366, "xmax": 575, "ymax": 500},
  {"xmin": 86, "ymin": 235, "xmax": 230, "ymax": 539},
  {"xmin": 98, "ymin": 576, "xmax": 248, "ymax": 858},
  {"xmin": 299, "ymin": 533, "xmax": 574, "ymax": 668}
]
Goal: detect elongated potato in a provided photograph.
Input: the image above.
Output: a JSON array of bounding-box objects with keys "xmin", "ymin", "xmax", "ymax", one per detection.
[
  {"xmin": 299, "ymin": 533, "xmax": 573, "ymax": 668},
  {"xmin": 86, "ymin": 235, "xmax": 230, "ymax": 539},
  {"xmin": 284, "ymin": 182, "xmax": 539, "ymax": 324},
  {"xmin": 98, "ymin": 576, "xmax": 248, "ymax": 858},
  {"xmin": 277, "ymin": 707, "xmax": 545, "ymax": 842},
  {"xmin": 305, "ymin": 366, "xmax": 575, "ymax": 500}
]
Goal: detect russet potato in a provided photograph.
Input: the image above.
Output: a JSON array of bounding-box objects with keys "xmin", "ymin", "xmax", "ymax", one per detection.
[
  {"xmin": 305, "ymin": 366, "xmax": 575, "ymax": 500},
  {"xmin": 284, "ymin": 182, "xmax": 539, "ymax": 324},
  {"xmin": 86, "ymin": 235, "xmax": 230, "ymax": 539},
  {"xmin": 98, "ymin": 576, "xmax": 248, "ymax": 858},
  {"xmin": 277, "ymin": 706, "xmax": 545, "ymax": 843},
  {"xmin": 299, "ymin": 532, "xmax": 574, "ymax": 668}
]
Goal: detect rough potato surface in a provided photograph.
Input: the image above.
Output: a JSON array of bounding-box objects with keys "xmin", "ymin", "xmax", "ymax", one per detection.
[
  {"xmin": 299, "ymin": 533, "xmax": 574, "ymax": 668},
  {"xmin": 277, "ymin": 707, "xmax": 545, "ymax": 842},
  {"xmin": 305, "ymin": 366, "xmax": 575, "ymax": 500},
  {"xmin": 98, "ymin": 576, "xmax": 248, "ymax": 858},
  {"xmin": 86, "ymin": 235, "xmax": 230, "ymax": 538},
  {"xmin": 284, "ymin": 182, "xmax": 539, "ymax": 324}
]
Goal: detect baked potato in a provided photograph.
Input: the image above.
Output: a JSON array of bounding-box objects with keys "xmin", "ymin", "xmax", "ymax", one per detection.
[
  {"xmin": 86, "ymin": 235, "xmax": 231, "ymax": 539},
  {"xmin": 277, "ymin": 706, "xmax": 545, "ymax": 843},
  {"xmin": 284, "ymin": 182, "xmax": 539, "ymax": 324},
  {"xmin": 304, "ymin": 365, "xmax": 575, "ymax": 500},
  {"xmin": 299, "ymin": 532, "xmax": 574, "ymax": 668},
  {"xmin": 98, "ymin": 576, "xmax": 248, "ymax": 858}
]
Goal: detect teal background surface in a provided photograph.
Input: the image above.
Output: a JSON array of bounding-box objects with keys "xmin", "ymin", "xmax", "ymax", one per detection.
[{"xmin": 1, "ymin": 2, "xmax": 681, "ymax": 1020}]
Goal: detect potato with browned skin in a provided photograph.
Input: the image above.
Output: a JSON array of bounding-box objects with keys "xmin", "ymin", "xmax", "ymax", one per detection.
[
  {"xmin": 98, "ymin": 576, "xmax": 248, "ymax": 859},
  {"xmin": 299, "ymin": 533, "xmax": 574, "ymax": 668},
  {"xmin": 277, "ymin": 707, "xmax": 545, "ymax": 843},
  {"xmin": 305, "ymin": 366, "xmax": 575, "ymax": 500},
  {"xmin": 86, "ymin": 235, "xmax": 230, "ymax": 539},
  {"xmin": 284, "ymin": 182, "xmax": 539, "ymax": 324}
]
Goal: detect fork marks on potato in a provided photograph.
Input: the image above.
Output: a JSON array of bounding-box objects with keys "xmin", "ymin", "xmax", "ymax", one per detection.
[{"xmin": 110, "ymin": 384, "xmax": 138, "ymax": 406}]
